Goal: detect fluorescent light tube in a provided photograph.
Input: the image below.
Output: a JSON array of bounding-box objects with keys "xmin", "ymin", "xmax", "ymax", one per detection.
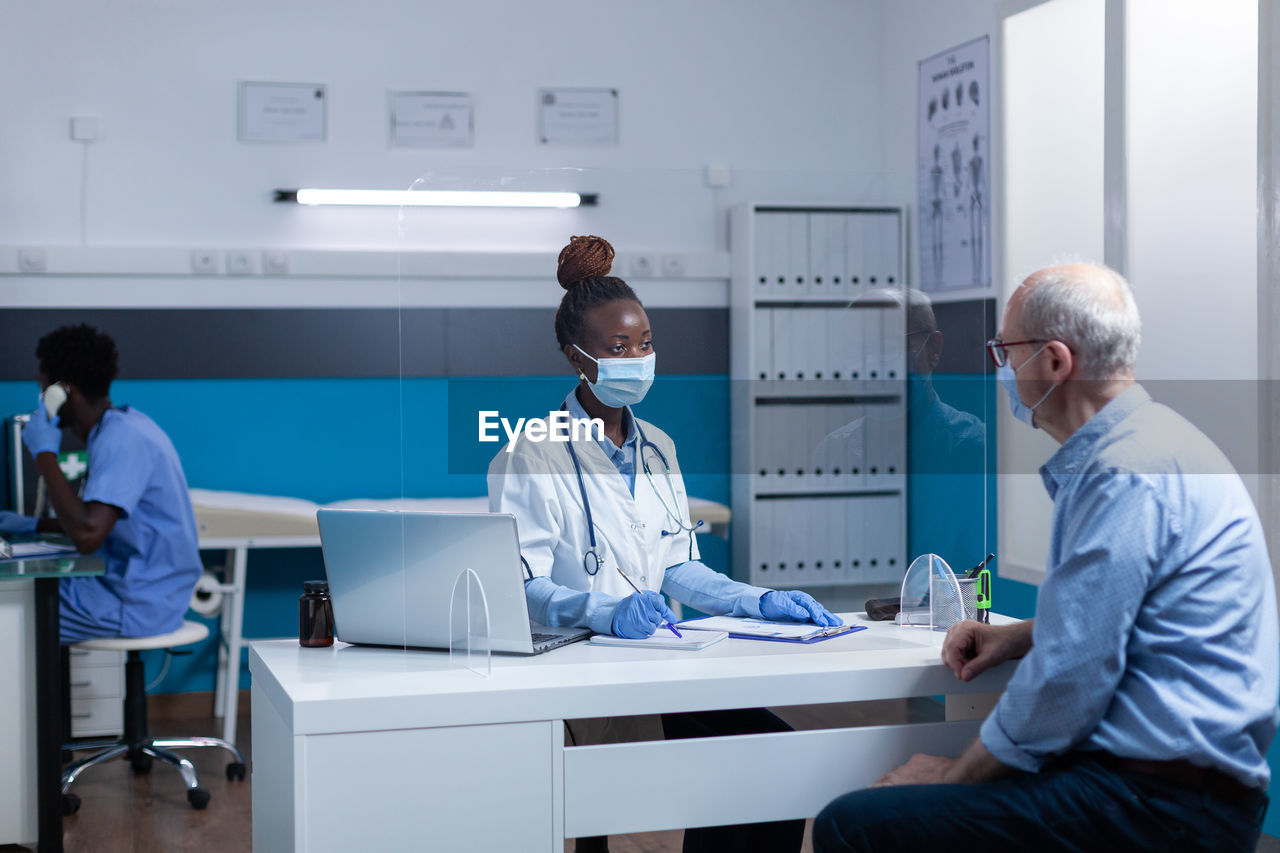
[{"xmin": 276, "ymin": 189, "xmax": 595, "ymax": 208}]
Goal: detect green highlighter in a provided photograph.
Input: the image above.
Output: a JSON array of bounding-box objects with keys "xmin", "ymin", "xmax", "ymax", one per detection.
[
  {"xmin": 976, "ymin": 568, "xmax": 992, "ymax": 624},
  {"xmin": 966, "ymin": 553, "xmax": 995, "ymax": 625}
]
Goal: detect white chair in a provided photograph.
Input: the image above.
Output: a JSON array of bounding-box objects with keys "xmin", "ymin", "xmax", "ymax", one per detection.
[{"xmin": 60, "ymin": 620, "xmax": 246, "ymax": 812}]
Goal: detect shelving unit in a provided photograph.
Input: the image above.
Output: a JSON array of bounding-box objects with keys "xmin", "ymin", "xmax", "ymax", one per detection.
[{"xmin": 730, "ymin": 204, "xmax": 908, "ymax": 589}]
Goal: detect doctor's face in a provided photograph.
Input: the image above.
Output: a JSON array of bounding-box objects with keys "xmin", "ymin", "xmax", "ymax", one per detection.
[{"xmin": 567, "ymin": 300, "xmax": 653, "ymax": 383}]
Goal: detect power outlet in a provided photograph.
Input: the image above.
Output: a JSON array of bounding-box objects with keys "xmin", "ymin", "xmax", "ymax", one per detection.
[
  {"xmin": 19, "ymin": 248, "xmax": 47, "ymax": 273},
  {"xmin": 704, "ymin": 163, "xmax": 731, "ymax": 188},
  {"xmin": 227, "ymin": 251, "xmax": 254, "ymax": 275},
  {"xmin": 660, "ymin": 255, "xmax": 686, "ymax": 277},
  {"xmin": 191, "ymin": 250, "xmax": 220, "ymax": 274},
  {"xmin": 262, "ymin": 251, "xmax": 289, "ymax": 275},
  {"xmin": 629, "ymin": 255, "xmax": 656, "ymax": 277}
]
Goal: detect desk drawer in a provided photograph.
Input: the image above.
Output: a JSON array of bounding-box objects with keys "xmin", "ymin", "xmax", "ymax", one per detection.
[
  {"xmin": 69, "ymin": 663, "xmax": 123, "ymax": 699},
  {"xmin": 68, "ymin": 648, "xmax": 125, "ymax": 668},
  {"xmin": 71, "ymin": 696, "xmax": 123, "ymax": 738}
]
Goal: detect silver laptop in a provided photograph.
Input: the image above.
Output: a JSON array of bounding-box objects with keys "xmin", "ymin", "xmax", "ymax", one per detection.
[{"xmin": 316, "ymin": 508, "xmax": 591, "ymax": 655}]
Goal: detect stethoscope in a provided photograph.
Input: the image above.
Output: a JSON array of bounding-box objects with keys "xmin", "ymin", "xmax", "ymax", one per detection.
[{"xmin": 562, "ymin": 404, "xmax": 703, "ymax": 575}]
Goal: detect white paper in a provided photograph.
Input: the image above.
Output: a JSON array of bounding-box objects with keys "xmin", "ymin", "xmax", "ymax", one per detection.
[
  {"xmin": 677, "ymin": 616, "xmax": 844, "ymax": 640},
  {"xmin": 390, "ymin": 91, "xmax": 473, "ymax": 148},
  {"xmin": 539, "ymin": 88, "xmax": 618, "ymax": 146},
  {"xmin": 8, "ymin": 541, "xmax": 76, "ymax": 558},
  {"xmin": 239, "ymin": 82, "xmax": 326, "ymax": 143},
  {"xmin": 917, "ymin": 37, "xmax": 990, "ymax": 291},
  {"xmin": 589, "ymin": 630, "xmax": 727, "ymax": 650}
]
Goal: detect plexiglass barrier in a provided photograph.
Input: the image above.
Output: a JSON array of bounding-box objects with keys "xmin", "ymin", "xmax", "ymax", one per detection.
[{"xmin": 449, "ymin": 567, "xmax": 492, "ymax": 676}]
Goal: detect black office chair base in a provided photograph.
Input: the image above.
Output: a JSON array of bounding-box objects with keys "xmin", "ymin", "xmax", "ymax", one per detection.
[{"xmin": 60, "ymin": 629, "xmax": 246, "ymax": 811}]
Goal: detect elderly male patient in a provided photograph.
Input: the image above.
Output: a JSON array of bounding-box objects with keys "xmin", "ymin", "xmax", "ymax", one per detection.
[{"xmin": 815, "ymin": 263, "xmax": 1277, "ymax": 853}]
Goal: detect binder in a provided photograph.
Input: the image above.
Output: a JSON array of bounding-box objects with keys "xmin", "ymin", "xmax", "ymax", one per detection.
[
  {"xmin": 753, "ymin": 307, "xmax": 773, "ymax": 381},
  {"xmin": 752, "ymin": 494, "xmax": 773, "ymax": 573},
  {"xmin": 844, "ymin": 214, "xmax": 865, "ymax": 294},
  {"xmin": 808, "ymin": 213, "xmax": 830, "ymax": 300},
  {"xmin": 883, "ymin": 213, "xmax": 902, "ymax": 285},
  {"xmin": 787, "ymin": 310, "xmax": 808, "ymax": 381},
  {"xmin": 755, "ymin": 214, "xmax": 776, "ymax": 293},
  {"xmin": 787, "ymin": 214, "xmax": 809, "ymax": 299},
  {"xmin": 863, "ymin": 213, "xmax": 883, "ymax": 288},
  {"xmin": 826, "ymin": 214, "xmax": 849, "ymax": 303},
  {"xmin": 771, "ymin": 310, "xmax": 791, "ymax": 380}
]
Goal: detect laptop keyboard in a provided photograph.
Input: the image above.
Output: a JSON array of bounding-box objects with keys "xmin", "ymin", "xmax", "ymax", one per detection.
[{"xmin": 531, "ymin": 632, "xmax": 561, "ymax": 644}]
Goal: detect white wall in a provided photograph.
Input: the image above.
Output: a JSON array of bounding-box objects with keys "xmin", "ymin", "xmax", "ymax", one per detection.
[
  {"xmin": 999, "ymin": 0, "xmax": 1106, "ymax": 583},
  {"xmin": 1126, "ymin": 0, "xmax": 1258, "ymax": 383},
  {"xmin": 1, "ymin": 0, "xmax": 885, "ymax": 253},
  {"xmin": 1125, "ymin": 1, "xmax": 1259, "ymax": 483}
]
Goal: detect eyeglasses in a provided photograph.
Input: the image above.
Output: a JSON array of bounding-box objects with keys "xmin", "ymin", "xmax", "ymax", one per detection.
[{"xmin": 985, "ymin": 339, "xmax": 1047, "ymax": 368}]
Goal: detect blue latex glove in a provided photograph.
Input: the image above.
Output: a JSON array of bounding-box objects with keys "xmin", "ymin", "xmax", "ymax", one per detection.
[
  {"xmin": 760, "ymin": 590, "xmax": 843, "ymax": 627},
  {"xmin": 610, "ymin": 590, "xmax": 679, "ymax": 639},
  {"xmin": 0, "ymin": 511, "xmax": 38, "ymax": 535},
  {"xmin": 22, "ymin": 397, "xmax": 62, "ymax": 458}
]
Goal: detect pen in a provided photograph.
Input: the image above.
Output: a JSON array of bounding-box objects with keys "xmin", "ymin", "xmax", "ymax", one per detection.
[
  {"xmin": 615, "ymin": 567, "xmax": 682, "ymax": 638},
  {"xmin": 966, "ymin": 553, "xmax": 995, "ymax": 579}
]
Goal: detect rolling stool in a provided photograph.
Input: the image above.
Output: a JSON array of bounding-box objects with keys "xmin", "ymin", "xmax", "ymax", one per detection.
[{"xmin": 60, "ymin": 620, "xmax": 246, "ymax": 813}]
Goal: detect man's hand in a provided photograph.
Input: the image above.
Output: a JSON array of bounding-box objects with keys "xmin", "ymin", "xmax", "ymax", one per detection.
[
  {"xmin": 872, "ymin": 754, "xmax": 954, "ymax": 787},
  {"xmin": 941, "ymin": 619, "xmax": 1034, "ymax": 682}
]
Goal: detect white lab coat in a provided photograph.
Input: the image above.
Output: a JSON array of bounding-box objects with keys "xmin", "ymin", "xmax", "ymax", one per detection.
[{"xmin": 486, "ymin": 415, "xmax": 700, "ymax": 601}]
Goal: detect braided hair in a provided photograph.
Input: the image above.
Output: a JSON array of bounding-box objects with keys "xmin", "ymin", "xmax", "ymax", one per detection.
[
  {"xmin": 36, "ymin": 324, "xmax": 119, "ymax": 400},
  {"xmin": 553, "ymin": 235, "xmax": 642, "ymax": 350}
]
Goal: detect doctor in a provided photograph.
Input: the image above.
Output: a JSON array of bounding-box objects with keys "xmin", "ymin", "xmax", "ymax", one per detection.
[
  {"xmin": 488, "ymin": 234, "xmax": 840, "ymax": 640},
  {"xmin": 488, "ymin": 235, "xmax": 840, "ymax": 853}
]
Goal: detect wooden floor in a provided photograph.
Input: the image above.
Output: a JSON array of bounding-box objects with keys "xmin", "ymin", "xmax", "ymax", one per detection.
[{"xmin": 1, "ymin": 693, "xmax": 1275, "ymax": 853}]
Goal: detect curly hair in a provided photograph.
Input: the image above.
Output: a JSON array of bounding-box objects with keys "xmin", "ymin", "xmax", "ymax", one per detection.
[
  {"xmin": 36, "ymin": 324, "xmax": 119, "ymax": 400},
  {"xmin": 553, "ymin": 235, "xmax": 643, "ymax": 350}
]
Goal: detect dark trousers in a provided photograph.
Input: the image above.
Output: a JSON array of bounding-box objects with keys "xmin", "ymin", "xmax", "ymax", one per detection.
[
  {"xmin": 813, "ymin": 754, "xmax": 1268, "ymax": 853},
  {"xmin": 575, "ymin": 708, "xmax": 805, "ymax": 853}
]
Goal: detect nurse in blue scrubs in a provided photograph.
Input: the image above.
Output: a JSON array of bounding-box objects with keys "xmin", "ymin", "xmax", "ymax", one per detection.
[{"xmin": 1, "ymin": 324, "xmax": 201, "ymax": 642}]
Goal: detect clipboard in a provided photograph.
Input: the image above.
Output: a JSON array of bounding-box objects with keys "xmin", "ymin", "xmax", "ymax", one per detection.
[{"xmin": 726, "ymin": 624, "xmax": 867, "ymax": 644}]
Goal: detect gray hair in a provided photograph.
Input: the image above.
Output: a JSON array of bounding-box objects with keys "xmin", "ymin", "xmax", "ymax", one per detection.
[{"xmin": 1019, "ymin": 263, "xmax": 1141, "ymax": 379}]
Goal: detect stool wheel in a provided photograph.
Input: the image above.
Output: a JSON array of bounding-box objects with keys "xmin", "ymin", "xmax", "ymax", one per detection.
[
  {"xmin": 62, "ymin": 793, "xmax": 81, "ymax": 816},
  {"xmin": 226, "ymin": 761, "xmax": 246, "ymax": 781},
  {"xmin": 130, "ymin": 754, "xmax": 153, "ymax": 775},
  {"xmin": 187, "ymin": 788, "xmax": 210, "ymax": 810}
]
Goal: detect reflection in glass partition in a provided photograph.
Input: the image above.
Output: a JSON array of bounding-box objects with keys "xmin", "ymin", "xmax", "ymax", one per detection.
[{"xmin": 902, "ymin": 287, "xmax": 993, "ymax": 585}]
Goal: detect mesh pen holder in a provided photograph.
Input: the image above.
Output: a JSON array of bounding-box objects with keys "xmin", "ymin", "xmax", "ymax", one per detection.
[{"xmin": 931, "ymin": 575, "xmax": 978, "ymax": 630}]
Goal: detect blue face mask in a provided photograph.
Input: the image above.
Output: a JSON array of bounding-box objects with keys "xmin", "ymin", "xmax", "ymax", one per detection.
[
  {"xmin": 574, "ymin": 345, "xmax": 656, "ymax": 408},
  {"xmin": 997, "ymin": 345, "xmax": 1055, "ymax": 427}
]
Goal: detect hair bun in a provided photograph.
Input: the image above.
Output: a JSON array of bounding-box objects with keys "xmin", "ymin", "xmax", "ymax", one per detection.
[{"xmin": 557, "ymin": 235, "xmax": 615, "ymax": 289}]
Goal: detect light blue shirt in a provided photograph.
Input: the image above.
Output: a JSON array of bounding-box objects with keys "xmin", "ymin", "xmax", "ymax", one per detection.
[
  {"xmin": 565, "ymin": 389, "xmax": 638, "ymax": 496},
  {"xmin": 524, "ymin": 389, "xmax": 768, "ymax": 634},
  {"xmin": 980, "ymin": 385, "xmax": 1279, "ymax": 789},
  {"xmin": 60, "ymin": 407, "xmax": 202, "ymax": 640}
]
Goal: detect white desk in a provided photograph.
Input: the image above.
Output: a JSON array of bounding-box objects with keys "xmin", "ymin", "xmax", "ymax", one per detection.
[
  {"xmin": 249, "ymin": 614, "xmax": 1015, "ymax": 852},
  {"xmin": 194, "ymin": 494, "xmax": 732, "ymax": 747}
]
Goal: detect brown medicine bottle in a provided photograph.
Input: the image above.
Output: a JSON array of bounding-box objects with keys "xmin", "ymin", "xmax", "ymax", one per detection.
[{"xmin": 299, "ymin": 580, "xmax": 334, "ymax": 647}]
